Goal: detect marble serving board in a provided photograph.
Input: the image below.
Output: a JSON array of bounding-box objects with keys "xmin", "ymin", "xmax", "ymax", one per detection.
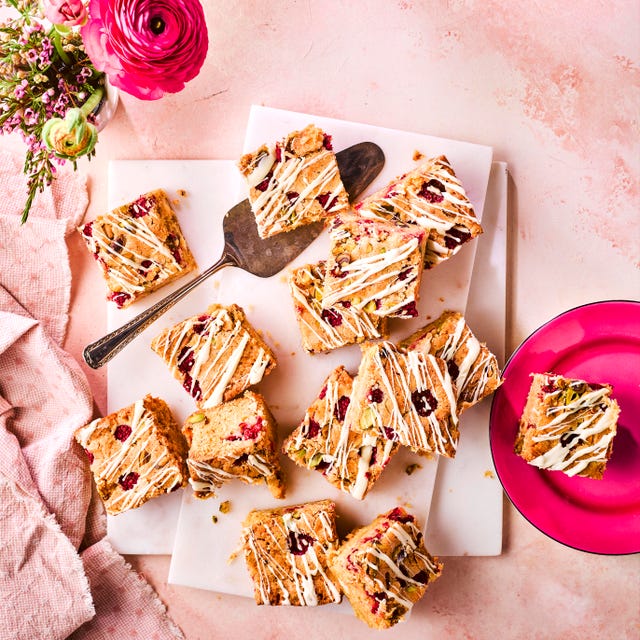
[
  {"xmin": 166, "ymin": 106, "xmax": 494, "ymax": 597},
  {"xmin": 106, "ymin": 108, "xmax": 500, "ymax": 565}
]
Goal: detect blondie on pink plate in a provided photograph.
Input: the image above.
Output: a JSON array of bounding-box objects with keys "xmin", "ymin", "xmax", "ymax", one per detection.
[{"xmin": 489, "ymin": 300, "xmax": 640, "ymax": 555}]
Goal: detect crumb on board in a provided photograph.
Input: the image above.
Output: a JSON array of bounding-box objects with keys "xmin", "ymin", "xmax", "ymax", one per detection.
[
  {"xmin": 484, "ymin": 470, "xmax": 495, "ymax": 479},
  {"xmin": 425, "ymin": 314, "xmax": 432, "ymax": 320},
  {"xmin": 417, "ymin": 450, "xmax": 435, "ymax": 461},
  {"xmin": 219, "ymin": 500, "xmax": 231, "ymax": 514},
  {"xmin": 178, "ymin": 189, "xmax": 187, "ymax": 197},
  {"xmin": 279, "ymin": 275, "xmax": 288, "ymax": 284},
  {"xmin": 413, "ymin": 150, "xmax": 424, "ymax": 161},
  {"xmin": 290, "ymin": 351, "xmax": 296, "ymax": 357},
  {"xmin": 172, "ymin": 199, "xmax": 180, "ymax": 206},
  {"xmin": 211, "ymin": 515, "xmax": 218, "ymax": 524},
  {"xmin": 439, "ymin": 297, "xmax": 445, "ymax": 302},
  {"xmin": 405, "ymin": 463, "xmax": 422, "ymax": 476}
]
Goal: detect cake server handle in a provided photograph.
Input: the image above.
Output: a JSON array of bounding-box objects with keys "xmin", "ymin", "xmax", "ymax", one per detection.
[{"xmin": 82, "ymin": 253, "xmax": 236, "ymax": 369}]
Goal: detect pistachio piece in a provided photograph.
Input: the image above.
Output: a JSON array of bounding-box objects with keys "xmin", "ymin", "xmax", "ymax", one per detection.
[{"xmin": 188, "ymin": 412, "xmax": 206, "ymax": 423}]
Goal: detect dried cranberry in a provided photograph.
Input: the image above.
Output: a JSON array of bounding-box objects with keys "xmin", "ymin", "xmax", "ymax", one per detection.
[
  {"xmin": 114, "ymin": 424, "xmax": 132, "ymax": 442},
  {"xmin": 82, "ymin": 222, "xmax": 93, "ymax": 237},
  {"xmin": 339, "ymin": 300, "xmax": 352, "ymax": 309},
  {"xmin": 334, "ymin": 395, "xmax": 350, "ymax": 422},
  {"xmin": 274, "ymin": 145, "xmax": 282, "ymax": 162},
  {"xmin": 108, "ymin": 291, "xmax": 131, "ymax": 308},
  {"xmin": 412, "ymin": 389, "xmax": 438, "ymax": 417},
  {"xmin": 367, "ymin": 387, "xmax": 384, "ymax": 404},
  {"xmin": 322, "ymin": 133, "xmax": 333, "ymax": 150},
  {"xmin": 240, "ymin": 417, "xmax": 263, "ymax": 440},
  {"xmin": 288, "ymin": 531, "xmax": 315, "ymax": 555},
  {"xmin": 255, "ymin": 172, "xmax": 273, "ymax": 192},
  {"xmin": 369, "ymin": 447, "xmax": 378, "ymax": 466},
  {"xmin": 318, "ymin": 385, "xmax": 328, "ymax": 400},
  {"xmin": 329, "ymin": 264, "xmax": 347, "ymax": 279},
  {"xmin": 183, "ymin": 374, "xmax": 202, "ymax": 400},
  {"xmin": 177, "ymin": 346, "xmax": 195, "ymax": 374},
  {"xmin": 225, "ymin": 434, "xmax": 241, "ymax": 441},
  {"xmin": 317, "ymin": 192, "xmax": 337, "ymax": 210},
  {"xmin": 541, "ymin": 380, "xmax": 557, "ymax": 394},
  {"xmin": 447, "ymin": 361, "xmax": 460, "ymax": 380},
  {"xmin": 321, "ymin": 308, "xmax": 343, "ymax": 327},
  {"xmin": 84, "ymin": 448, "xmax": 94, "ymax": 464},
  {"xmin": 418, "ymin": 179, "xmax": 445, "ymax": 203},
  {"xmin": 118, "ymin": 471, "xmax": 139, "ymax": 490},
  {"xmin": 387, "ymin": 507, "xmax": 415, "ymax": 523},
  {"xmin": 140, "ymin": 259, "xmax": 153, "ymax": 270},
  {"xmin": 286, "ymin": 191, "xmax": 299, "ymax": 203},
  {"xmin": 398, "ymin": 301, "xmax": 418, "ymax": 317},
  {"xmin": 307, "ymin": 418, "xmax": 321, "ymax": 438},
  {"xmin": 444, "ymin": 226, "xmax": 471, "ymax": 250}
]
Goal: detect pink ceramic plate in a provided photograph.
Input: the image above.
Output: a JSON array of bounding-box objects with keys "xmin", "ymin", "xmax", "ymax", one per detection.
[{"xmin": 490, "ymin": 300, "xmax": 640, "ymax": 555}]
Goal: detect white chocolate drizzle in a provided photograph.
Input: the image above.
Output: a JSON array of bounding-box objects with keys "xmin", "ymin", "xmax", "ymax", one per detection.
[
  {"xmin": 243, "ymin": 506, "xmax": 341, "ymax": 606},
  {"xmin": 77, "ymin": 398, "xmax": 183, "ymax": 513},
  {"xmin": 289, "ymin": 263, "xmax": 384, "ymax": 352},
  {"xmin": 527, "ymin": 377, "xmax": 619, "ymax": 476},
  {"xmin": 346, "ymin": 343, "xmax": 459, "ymax": 457}
]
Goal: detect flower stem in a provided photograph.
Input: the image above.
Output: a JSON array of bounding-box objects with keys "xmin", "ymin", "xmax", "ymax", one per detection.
[
  {"xmin": 51, "ymin": 29, "xmax": 72, "ymax": 66},
  {"xmin": 80, "ymin": 87, "xmax": 104, "ymax": 116}
]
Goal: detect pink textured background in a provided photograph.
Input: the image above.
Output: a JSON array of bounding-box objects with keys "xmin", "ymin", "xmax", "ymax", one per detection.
[{"xmin": 3, "ymin": 1, "xmax": 638, "ymax": 638}]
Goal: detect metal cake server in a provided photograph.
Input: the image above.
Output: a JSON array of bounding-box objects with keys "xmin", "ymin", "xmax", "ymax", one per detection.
[{"xmin": 83, "ymin": 141, "xmax": 385, "ymax": 368}]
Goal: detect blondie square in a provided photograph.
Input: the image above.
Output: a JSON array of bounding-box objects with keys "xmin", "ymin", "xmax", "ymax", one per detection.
[
  {"xmin": 238, "ymin": 124, "xmax": 349, "ymax": 238},
  {"xmin": 345, "ymin": 342, "xmax": 459, "ymax": 457},
  {"xmin": 288, "ymin": 261, "xmax": 388, "ymax": 354},
  {"xmin": 182, "ymin": 391, "xmax": 285, "ymax": 499},
  {"xmin": 283, "ymin": 366, "xmax": 398, "ymax": 500},
  {"xmin": 74, "ymin": 395, "xmax": 189, "ymax": 515},
  {"xmin": 515, "ymin": 373, "xmax": 620, "ymax": 479},
  {"xmin": 399, "ymin": 310, "xmax": 502, "ymax": 412},
  {"xmin": 241, "ymin": 499, "xmax": 342, "ymax": 606},
  {"xmin": 329, "ymin": 506, "xmax": 442, "ymax": 629},
  {"xmin": 355, "ymin": 155, "xmax": 482, "ymax": 269},
  {"xmin": 78, "ymin": 188, "xmax": 197, "ymax": 308},
  {"xmin": 150, "ymin": 304, "xmax": 276, "ymax": 408},
  {"xmin": 322, "ymin": 213, "xmax": 427, "ymax": 319}
]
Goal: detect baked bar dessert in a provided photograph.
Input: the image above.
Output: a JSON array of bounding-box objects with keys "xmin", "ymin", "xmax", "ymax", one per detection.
[
  {"xmin": 288, "ymin": 261, "xmax": 388, "ymax": 354},
  {"xmin": 345, "ymin": 342, "xmax": 459, "ymax": 457},
  {"xmin": 238, "ymin": 124, "xmax": 349, "ymax": 238},
  {"xmin": 150, "ymin": 304, "xmax": 276, "ymax": 408},
  {"xmin": 241, "ymin": 499, "xmax": 342, "ymax": 606},
  {"xmin": 322, "ymin": 213, "xmax": 427, "ymax": 319},
  {"xmin": 399, "ymin": 310, "xmax": 502, "ymax": 412},
  {"xmin": 355, "ymin": 155, "xmax": 482, "ymax": 269},
  {"xmin": 515, "ymin": 373, "xmax": 620, "ymax": 479},
  {"xmin": 183, "ymin": 391, "xmax": 285, "ymax": 499},
  {"xmin": 283, "ymin": 366, "xmax": 398, "ymax": 500},
  {"xmin": 74, "ymin": 395, "xmax": 188, "ymax": 515},
  {"xmin": 78, "ymin": 188, "xmax": 197, "ymax": 308},
  {"xmin": 330, "ymin": 506, "xmax": 442, "ymax": 629}
]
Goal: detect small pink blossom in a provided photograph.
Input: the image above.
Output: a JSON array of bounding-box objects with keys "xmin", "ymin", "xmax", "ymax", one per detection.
[
  {"xmin": 43, "ymin": 0, "xmax": 88, "ymax": 27},
  {"xmin": 81, "ymin": 0, "xmax": 208, "ymax": 100},
  {"xmin": 14, "ymin": 80, "xmax": 28, "ymax": 100}
]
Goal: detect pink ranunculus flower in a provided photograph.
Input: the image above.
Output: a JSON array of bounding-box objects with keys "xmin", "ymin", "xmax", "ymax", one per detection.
[
  {"xmin": 43, "ymin": 0, "xmax": 88, "ymax": 27},
  {"xmin": 81, "ymin": 0, "xmax": 209, "ymax": 101}
]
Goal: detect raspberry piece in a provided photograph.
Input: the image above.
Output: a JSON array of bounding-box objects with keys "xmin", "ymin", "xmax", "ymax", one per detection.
[
  {"xmin": 398, "ymin": 301, "xmax": 418, "ymax": 317},
  {"xmin": 84, "ymin": 448, "xmax": 94, "ymax": 464},
  {"xmin": 447, "ymin": 361, "xmax": 460, "ymax": 380},
  {"xmin": 129, "ymin": 196, "xmax": 151, "ymax": 217},
  {"xmin": 286, "ymin": 191, "xmax": 299, "ymax": 203},
  {"xmin": 383, "ymin": 426, "xmax": 397, "ymax": 441},
  {"xmin": 82, "ymin": 222, "xmax": 93, "ymax": 237},
  {"xmin": 114, "ymin": 424, "xmax": 132, "ymax": 442},
  {"xmin": 317, "ymin": 192, "xmax": 337, "ymax": 210},
  {"xmin": 183, "ymin": 374, "xmax": 202, "ymax": 400},
  {"xmin": 411, "ymin": 389, "xmax": 438, "ymax": 417},
  {"xmin": 118, "ymin": 471, "xmax": 139, "ymax": 490},
  {"xmin": 444, "ymin": 226, "xmax": 471, "ymax": 249},
  {"xmin": 108, "ymin": 291, "xmax": 131, "ymax": 308},
  {"xmin": 177, "ymin": 346, "xmax": 195, "ymax": 374},
  {"xmin": 306, "ymin": 418, "xmax": 321, "ymax": 438},
  {"xmin": 318, "ymin": 385, "xmax": 328, "ymax": 400},
  {"xmin": 418, "ymin": 178, "xmax": 445, "ymax": 203},
  {"xmin": 255, "ymin": 172, "xmax": 273, "ymax": 192},
  {"xmin": 288, "ymin": 531, "xmax": 315, "ymax": 555},
  {"xmin": 387, "ymin": 507, "xmax": 415, "ymax": 523},
  {"xmin": 321, "ymin": 308, "xmax": 343, "ymax": 327},
  {"xmin": 240, "ymin": 417, "xmax": 263, "ymax": 440},
  {"xmin": 334, "ymin": 395, "xmax": 350, "ymax": 422},
  {"xmin": 322, "ymin": 133, "xmax": 333, "ymax": 150},
  {"xmin": 367, "ymin": 387, "xmax": 384, "ymax": 404}
]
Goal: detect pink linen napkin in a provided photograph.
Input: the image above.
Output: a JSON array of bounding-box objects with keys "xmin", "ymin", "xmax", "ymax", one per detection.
[{"xmin": 0, "ymin": 151, "xmax": 185, "ymax": 640}]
